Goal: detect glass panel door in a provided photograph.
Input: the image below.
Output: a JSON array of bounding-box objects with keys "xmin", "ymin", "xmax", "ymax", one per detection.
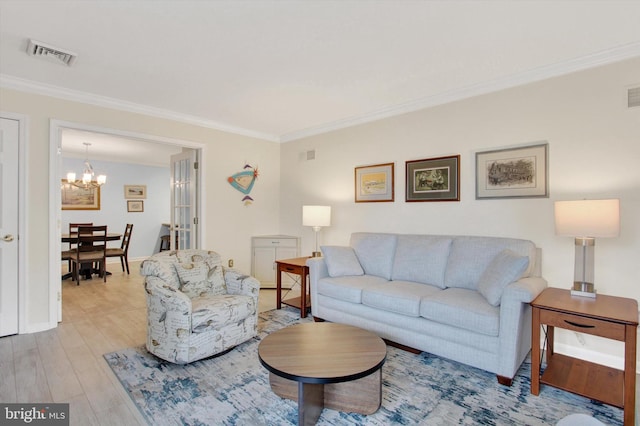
[{"xmin": 170, "ymin": 150, "xmax": 198, "ymax": 250}]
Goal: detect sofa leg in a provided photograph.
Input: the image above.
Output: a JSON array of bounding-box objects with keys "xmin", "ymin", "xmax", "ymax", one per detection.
[{"xmin": 497, "ymin": 375, "xmax": 513, "ymax": 386}]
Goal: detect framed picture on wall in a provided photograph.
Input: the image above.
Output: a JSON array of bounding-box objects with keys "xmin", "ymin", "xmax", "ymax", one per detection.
[
  {"xmin": 61, "ymin": 181, "xmax": 101, "ymax": 210},
  {"xmin": 405, "ymin": 155, "xmax": 460, "ymax": 202},
  {"xmin": 475, "ymin": 142, "xmax": 548, "ymax": 199},
  {"xmin": 127, "ymin": 200, "xmax": 144, "ymax": 212},
  {"xmin": 124, "ymin": 185, "xmax": 147, "ymax": 199},
  {"xmin": 354, "ymin": 162, "xmax": 395, "ymax": 202}
]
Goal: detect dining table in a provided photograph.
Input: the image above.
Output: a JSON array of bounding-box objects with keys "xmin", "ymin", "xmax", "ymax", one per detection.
[{"xmin": 61, "ymin": 232, "xmax": 122, "ymax": 280}]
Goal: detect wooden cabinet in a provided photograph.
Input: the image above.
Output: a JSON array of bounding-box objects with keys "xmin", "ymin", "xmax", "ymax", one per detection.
[{"xmin": 251, "ymin": 235, "xmax": 300, "ymax": 289}]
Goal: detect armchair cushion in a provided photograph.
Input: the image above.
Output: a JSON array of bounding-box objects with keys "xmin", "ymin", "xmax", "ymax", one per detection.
[
  {"xmin": 191, "ymin": 294, "xmax": 256, "ymax": 333},
  {"xmin": 175, "ymin": 261, "xmax": 226, "ymax": 298}
]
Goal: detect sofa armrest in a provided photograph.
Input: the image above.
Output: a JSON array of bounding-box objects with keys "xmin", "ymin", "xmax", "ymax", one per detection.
[
  {"xmin": 496, "ymin": 276, "xmax": 547, "ymax": 379},
  {"xmin": 223, "ymin": 267, "xmax": 260, "ymax": 299},
  {"xmin": 307, "ymin": 257, "xmax": 328, "ymax": 316},
  {"xmin": 502, "ymin": 276, "xmax": 548, "ymax": 305}
]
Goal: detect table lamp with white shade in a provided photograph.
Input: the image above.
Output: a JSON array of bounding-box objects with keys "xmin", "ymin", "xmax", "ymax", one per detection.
[
  {"xmin": 554, "ymin": 199, "xmax": 620, "ymax": 298},
  {"xmin": 302, "ymin": 205, "xmax": 331, "ymax": 257}
]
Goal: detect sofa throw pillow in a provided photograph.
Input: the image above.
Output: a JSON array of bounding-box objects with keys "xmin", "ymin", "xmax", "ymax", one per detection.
[
  {"xmin": 478, "ymin": 249, "xmax": 529, "ymax": 306},
  {"xmin": 175, "ymin": 261, "xmax": 227, "ymax": 298},
  {"xmin": 321, "ymin": 246, "xmax": 364, "ymax": 277}
]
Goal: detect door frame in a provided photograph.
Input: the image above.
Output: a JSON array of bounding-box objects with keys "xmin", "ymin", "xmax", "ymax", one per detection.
[
  {"xmin": 0, "ymin": 111, "xmax": 28, "ymax": 334},
  {"xmin": 49, "ymin": 120, "xmax": 206, "ymax": 326}
]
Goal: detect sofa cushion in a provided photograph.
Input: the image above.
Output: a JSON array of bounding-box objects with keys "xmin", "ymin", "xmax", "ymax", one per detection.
[
  {"xmin": 317, "ymin": 275, "xmax": 389, "ymax": 304},
  {"xmin": 362, "ymin": 280, "xmax": 442, "ymax": 317},
  {"xmin": 391, "ymin": 235, "xmax": 452, "ymax": 288},
  {"xmin": 350, "ymin": 233, "xmax": 397, "ymax": 280},
  {"xmin": 478, "ymin": 249, "xmax": 529, "ymax": 306},
  {"xmin": 419, "ymin": 288, "xmax": 500, "ymax": 336},
  {"xmin": 175, "ymin": 261, "xmax": 227, "ymax": 298},
  {"xmin": 191, "ymin": 294, "xmax": 256, "ymax": 333},
  {"xmin": 444, "ymin": 236, "xmax": 535, "ymax": 290},
  {"xmin": 320, "ymin": 246, "xmax": 364, "ymax": 277}
]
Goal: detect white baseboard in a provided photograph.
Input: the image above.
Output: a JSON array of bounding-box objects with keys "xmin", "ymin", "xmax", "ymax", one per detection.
[
  {"xmin": 24, "ymin": 321, "xmax": 56, "ymax": 334},
  {"xmin": 551, "ymin": 342, "xmax": 628, "ymax": 372}
]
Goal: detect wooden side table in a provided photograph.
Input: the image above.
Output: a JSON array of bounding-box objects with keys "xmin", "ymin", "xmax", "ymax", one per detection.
[
  {"xmin": 275, "ymin": 257, "xmax": 311, "ymax": 318},
  {"xmin": 531, "ymin": 287, "xmax": 638, "ymax": 426}
]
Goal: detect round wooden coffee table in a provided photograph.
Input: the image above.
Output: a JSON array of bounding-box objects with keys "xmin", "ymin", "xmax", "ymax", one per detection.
[{"xmin": 258, "ymin": 322, "xmax": 386, "ymax": 425}]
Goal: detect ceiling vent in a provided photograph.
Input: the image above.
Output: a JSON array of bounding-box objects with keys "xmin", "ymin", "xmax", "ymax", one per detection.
[
  {"xmin": 628, "ymin": 87, "xmax": 640, "ymax": 109},
  {"xmin": 27, "ymin": 39, "xmax": 77, "ymax": 66}
]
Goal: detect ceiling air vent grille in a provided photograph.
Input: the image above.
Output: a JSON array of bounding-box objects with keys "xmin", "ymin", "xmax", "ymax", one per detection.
[
  {"xmin": 628, "ymin": 87, "xmax": 640, "ymax": 109},
  {"xmin": 27, "ymin": 39, "xmax": 77, "ymax": 66}
]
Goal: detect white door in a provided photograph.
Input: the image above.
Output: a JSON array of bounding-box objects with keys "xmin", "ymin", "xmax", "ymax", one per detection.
[
  {"xmin": 0, "ymin": 117, "xmax": 20, "ymax": 337},
  {"xmin": 170, "ymin": 150, "xmax": 198, "ymax": 250}
]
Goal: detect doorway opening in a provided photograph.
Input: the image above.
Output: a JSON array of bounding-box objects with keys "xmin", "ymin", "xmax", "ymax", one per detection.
[{"xmin": 49, "ymin": 120, "xmax": 206, "ymax": 326}]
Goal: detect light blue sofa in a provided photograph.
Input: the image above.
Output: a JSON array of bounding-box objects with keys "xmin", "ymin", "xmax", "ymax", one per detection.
[{"xmin": 307, "ymin": 232, "xmax": 547, "ymax": 385}]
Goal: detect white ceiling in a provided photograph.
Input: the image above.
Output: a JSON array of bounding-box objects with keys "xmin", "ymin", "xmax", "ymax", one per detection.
[
  {"xmin": 2, "ymin": 1, "xmax": 640, "ymax": 146},
  {"xmin": 61, "ymin": 129, "xmax": 183, "ymax": 167}
]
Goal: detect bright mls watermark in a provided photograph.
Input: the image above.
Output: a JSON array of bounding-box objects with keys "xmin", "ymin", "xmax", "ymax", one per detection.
[{"xmin": 1, "ymin": 404, "xmax": 69, "ymax": 425}]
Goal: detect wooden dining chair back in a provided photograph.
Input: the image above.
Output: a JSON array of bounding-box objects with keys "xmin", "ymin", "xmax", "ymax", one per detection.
[
  {"xmin": 62, "ymin": 222, "xmax": 94, "ymax": 270},
  {"xmin": 106, "ymin": 224, "xmax": 133, "ymax": 274},
  {"xmin": 70, "ymin": 225, "xmax": 108, "ymax": 283}
]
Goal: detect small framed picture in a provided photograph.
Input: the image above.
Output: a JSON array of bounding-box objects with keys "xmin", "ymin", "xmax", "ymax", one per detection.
[
  {"xmin": 124, "ymin": 185, "xmax": 147, "ymax": 199},
  {"xmin": 127, "ymin": 200, "xmax": 144, "ymax": 212},
  {"xmin": 406, "ymin": 155, "xmax": 460, "ymax": 202},
  {"xmin": 355, "ymin": 162, "xmax": 395, "ymax": 202},
  {"xmin": 475, "ymin": 142, "xmax": 548, "ymax": 199}
]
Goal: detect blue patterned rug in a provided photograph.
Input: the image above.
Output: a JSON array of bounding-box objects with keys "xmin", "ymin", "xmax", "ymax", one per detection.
[{"xmin": 104, "ymin": 308, "xmax": 622, "ymax": 425}]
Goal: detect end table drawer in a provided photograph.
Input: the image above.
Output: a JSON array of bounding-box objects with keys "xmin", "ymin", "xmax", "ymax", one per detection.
[{"xmin": 540, "ymin": 309, "xmax": 625, "ymax": 341}]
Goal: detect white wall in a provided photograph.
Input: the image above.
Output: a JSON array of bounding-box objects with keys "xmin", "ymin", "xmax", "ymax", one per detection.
[
  {"xmin": 0, "ymin": 87, "xmax": 281, "ymax": 332},
  {"xmin": 61, "ymin": 157, "xmax": 170, "ymax": 259},
  {"xmin": 279, "ymin": 57, "xmax": 640, "ymax": 367}
]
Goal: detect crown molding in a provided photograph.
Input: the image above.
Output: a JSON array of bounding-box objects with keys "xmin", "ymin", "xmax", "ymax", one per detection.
[
  {"xmin": 3, "ymin": 41, "xmax": 639, "ymax": 144},
  {"xmin": 0, "ymin": 74, "xmax": 280, "ymax": 142},
  {"xmin": 280, "ymin": 42, "xmax": 640, "ymax": 142}
]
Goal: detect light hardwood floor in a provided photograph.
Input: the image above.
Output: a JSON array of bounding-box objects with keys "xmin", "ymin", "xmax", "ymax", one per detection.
[{"xmin": 0, "ymin": 261, "xmax": 280, "ymax": 426}]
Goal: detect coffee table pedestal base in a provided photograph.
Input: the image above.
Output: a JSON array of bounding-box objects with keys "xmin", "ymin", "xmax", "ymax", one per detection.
[{"xmin": 269, "ymin": 369, "xmax": 381, "ymax": 424}]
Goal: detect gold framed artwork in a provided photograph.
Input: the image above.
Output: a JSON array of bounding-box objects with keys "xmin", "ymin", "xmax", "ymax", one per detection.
[
  {"xmin": 475, "ymin": 142, "xmax": 548, "ymax": 199},
  {"xmin": 405, "ymin": 155, "xmax": 460, "ymax": 202},
  {"xmin": 61, "ymin": 181, "xmax": 101, "ymax": 210},
  {"xmin": 127, "ymin": 200, "xmax": 144, "ymax": 212},
  {"xmin": 124, "ymin": 185, "xmax": 147, "ymax": 199},
  {"xmin": 354, "ymin": 163, "xmax": 395, "ymax": 202}
]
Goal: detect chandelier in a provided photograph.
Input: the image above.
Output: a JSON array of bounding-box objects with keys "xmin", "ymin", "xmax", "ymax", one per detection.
[{"xmin": 65, "ymin": 142, "xmax": 106, "ymax": 188}]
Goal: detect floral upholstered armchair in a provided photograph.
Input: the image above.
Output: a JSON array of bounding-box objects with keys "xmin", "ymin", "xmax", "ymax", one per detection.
[{"xmin": 140, "ymin": 249, "xmax": 260, "ymax": 364}]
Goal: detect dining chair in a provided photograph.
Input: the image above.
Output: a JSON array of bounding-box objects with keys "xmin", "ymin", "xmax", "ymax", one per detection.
[
  {"xmin": 70, "ymin": 225, "xmax": 108, "ymax": 283},
  {"xmin": 61, "ymin": 222, "xmax": 93, "ymax": 272},
  {"xmin": 106, "ymin": 224, "xmax": 133, "ymax": 274}
]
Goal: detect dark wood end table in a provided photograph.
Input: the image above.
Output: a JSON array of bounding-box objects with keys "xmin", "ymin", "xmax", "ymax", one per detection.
[
  {"xmin": 258, "ymin": 322, "xmax": 387, "ymax": 425},
  {"xmin": 275, "ymin": 257, "xmax": 311, "ymax": 318},
  {"xmin": 531, "ymin": 287, "xmax": 638, "ymax": 426}
]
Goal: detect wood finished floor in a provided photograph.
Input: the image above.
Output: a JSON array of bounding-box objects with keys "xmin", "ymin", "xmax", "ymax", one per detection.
[
  {"xmin": 0, "ymin": 261, "xmax": 281, "ymax": 426},
  {"xmin": 1, "ymin": 262, "xmax": 638, "ymax": 425}
]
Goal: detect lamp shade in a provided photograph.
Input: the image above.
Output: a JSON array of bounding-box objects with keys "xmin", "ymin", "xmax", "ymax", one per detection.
[
  {"xmin": 302, "ymin": 205, "xmax": 331, "ymax": 227},
  {"xmin": 554, "ymin": 199, "xmax": 620, "ymax": 238}
]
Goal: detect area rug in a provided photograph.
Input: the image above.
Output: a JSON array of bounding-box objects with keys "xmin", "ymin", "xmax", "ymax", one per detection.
[{"xmin": 104, "ymin": 308, "xmax": 622, "ymax": 425}]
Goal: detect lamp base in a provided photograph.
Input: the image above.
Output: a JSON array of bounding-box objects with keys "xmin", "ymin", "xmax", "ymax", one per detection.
[
  {"xmin": 311, "ymin": 251, "xmax": 322, "ymax": 257},
  {"xmin": 570, "ymin": 281, "xmax": 596, "ymax": 298}
]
